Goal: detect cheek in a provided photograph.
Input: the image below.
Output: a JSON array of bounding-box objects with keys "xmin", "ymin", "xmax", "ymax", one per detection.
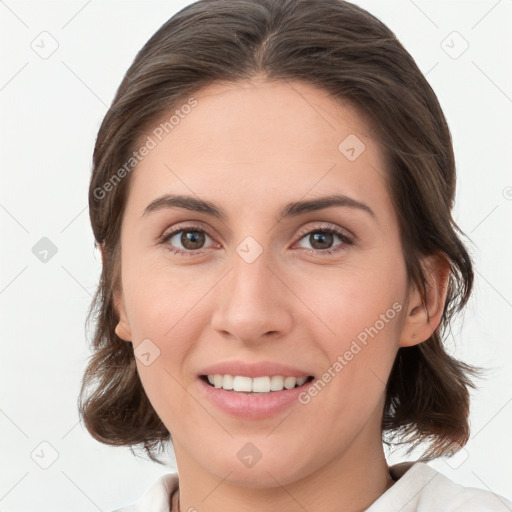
[
  {"xmin": 121, "ymin": 263, "xmax": 216, "ymax": 397},
  {"xmin": 303, "ymin": 257, "xmax": 406, "ymax": 342},
  {"xmin": 121, "ymin": 254, "xmax": 211, "ymax": 340},
  {"xmin": 124, "ymin": 269, "xmax": 205, "ymax": 429},
  {"xmin": 302, "ymin": 257, "xmax": 406, "ymax": 397}
]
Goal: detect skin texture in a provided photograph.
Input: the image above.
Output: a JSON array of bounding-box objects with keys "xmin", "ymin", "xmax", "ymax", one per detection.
[{"xmin": 112, "ymin": 77, "xmax": 448, "ymax": 512}]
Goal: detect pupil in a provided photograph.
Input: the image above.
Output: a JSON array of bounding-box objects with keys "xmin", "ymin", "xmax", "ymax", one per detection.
[
  {"xmin": 312, "ymin": 232, "xmax": 332, "ymax": 249},
  {"xmin": 183, "ymin": 231, "xmax": 204, "ymax": 249}
]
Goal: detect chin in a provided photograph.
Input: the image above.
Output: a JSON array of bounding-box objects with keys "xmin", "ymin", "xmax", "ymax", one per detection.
[{"xmin": 202, "ymin": 441, "xmax": 315, "ymax": 488}]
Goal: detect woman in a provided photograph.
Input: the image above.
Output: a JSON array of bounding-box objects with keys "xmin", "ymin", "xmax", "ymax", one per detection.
[{"xmin": 79, "ymin": 0, "xmax": 512, "ymax": 510}]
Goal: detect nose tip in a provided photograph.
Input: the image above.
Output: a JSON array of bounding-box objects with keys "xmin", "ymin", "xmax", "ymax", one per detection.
[{"xmin": 209, "ymin": 256, "xmax": 293, "ymax": 344}]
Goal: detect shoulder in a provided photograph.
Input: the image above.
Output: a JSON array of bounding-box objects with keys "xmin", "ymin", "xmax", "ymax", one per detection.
[
  {"xmin": 109, "ymin": 472, "xmax": 179, "ymax": 512},
  {"xmin": 107, "ymin": 464, "xmax": 511, "ymax": 512},
  {"xmin": 366, "ymin": 461, "xmax": 512, "ymax": 512}
]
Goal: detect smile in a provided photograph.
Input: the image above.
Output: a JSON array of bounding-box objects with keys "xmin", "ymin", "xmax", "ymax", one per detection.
[
  {"xmin": 203, "ymin": 374, "xmax": 313, "ymax": 393},
  {"xmin": 198, "ymin": 374, "xmax": 316, "ymax": 419}
]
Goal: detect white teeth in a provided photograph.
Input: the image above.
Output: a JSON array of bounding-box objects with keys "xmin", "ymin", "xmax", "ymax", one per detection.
[
  {"xmin": 205, "ymin": 374, "xmax": 310, "ymax": 392},
  {"xmin": 284, "ymin": 376, "xmax": 296, "ymax": 389},
  {"xmin": 213, "ymin": 374, "xmax": 223, "ymax": 388},
  {"xmin": 252, "ymin": 376, "xmax": 270, "ymax": 393},
  {"xmin": 233, "ymin": 375, "xmax": 252, "ymax": 392},
  {"xmin": 222, "ymin": 374, "xmax": 234, "ymax": 390},
  {"xmin": 270, "ymin": 375, "xmax": 284, "ymax": 391}
]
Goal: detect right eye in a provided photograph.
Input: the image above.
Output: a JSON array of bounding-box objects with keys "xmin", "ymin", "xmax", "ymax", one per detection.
[{"xmin": 161, "ymin": 225, "xmax": 218, "ymax": 256}]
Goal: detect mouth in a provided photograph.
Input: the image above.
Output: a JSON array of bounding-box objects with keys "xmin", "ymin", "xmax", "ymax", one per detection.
[
  {"xmin": 198, "ymin": 371, "xmax": 317, "ymax": 419},
  {"xmin": 200, "ymin": 374, "xmax": 315, "ymax": 394}
]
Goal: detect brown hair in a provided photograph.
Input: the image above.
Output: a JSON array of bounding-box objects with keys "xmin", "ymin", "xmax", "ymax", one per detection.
[{"xmin": 79, "ymin": 0, "xmax": 478, "ymax": 464}]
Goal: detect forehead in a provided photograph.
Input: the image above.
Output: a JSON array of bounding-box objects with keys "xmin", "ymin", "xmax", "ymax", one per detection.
[
  {"xmin": 127, "ymin": 78, "xmax": 391, "ymax": 220},
  {"xmin": 151, "ymin": 78, "xmax": 377, "ymax": 159}
]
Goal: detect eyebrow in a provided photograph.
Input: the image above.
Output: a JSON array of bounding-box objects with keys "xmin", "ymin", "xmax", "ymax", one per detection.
[{"xmin": 142, "ymin": 193, "xmax": 375, "ymax": 221}]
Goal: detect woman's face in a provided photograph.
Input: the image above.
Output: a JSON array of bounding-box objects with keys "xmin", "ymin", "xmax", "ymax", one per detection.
[{"xmin": 114, "ymin": 78, "xmax": 413, "ymax": 486}]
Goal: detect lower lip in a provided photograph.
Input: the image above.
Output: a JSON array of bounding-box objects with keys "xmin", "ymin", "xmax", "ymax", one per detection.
[{"xmin": 198, "ymin": 378, "xmax": 313, "ymax": 420}]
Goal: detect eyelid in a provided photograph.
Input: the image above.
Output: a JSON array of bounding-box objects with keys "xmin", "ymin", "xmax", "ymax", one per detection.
[
  {"xmin": 160, "ymin": 220, "xmax": 216, "ymax": 241},
  {"xmin": 294, "ymin": 221, "xmax": 355, "ymax": 242},
  {"xmin": 161, "ymin": 220, "xmax": 354, "ymax": 242}
]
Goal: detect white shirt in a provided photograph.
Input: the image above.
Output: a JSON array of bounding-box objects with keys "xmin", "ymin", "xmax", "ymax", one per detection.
[{"xmin": 112, "ymin": 461, "xmax": 512, "ymax": 512}]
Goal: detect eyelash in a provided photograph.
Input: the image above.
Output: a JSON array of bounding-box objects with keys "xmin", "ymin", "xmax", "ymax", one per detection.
[{"xmin": 160, "ymin": 223, "xmax": 355, "ymax": 258}]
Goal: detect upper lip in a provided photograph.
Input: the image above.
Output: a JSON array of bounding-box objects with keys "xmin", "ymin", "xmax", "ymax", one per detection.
[{"xmin": 199, "ymin": 360, "xmax": 313, "ymax": 379}]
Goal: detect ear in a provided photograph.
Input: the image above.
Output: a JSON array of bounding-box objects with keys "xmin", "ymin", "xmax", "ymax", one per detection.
[
  {"xmin": 399, "ymin": 254, "xmax": 450, "ymax": 347},
  {"xmin": 98, "ymin": 241, "xmax": 132, "ymax": 342},
  {"xmin": 113, "ymin": 288, "xmax": 133, "ymax": 342},
  {"xmin": 96, "ymin": 240, "xmax": 104, "ymax": 264}
]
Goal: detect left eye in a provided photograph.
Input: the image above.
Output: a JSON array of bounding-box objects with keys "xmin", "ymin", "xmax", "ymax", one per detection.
[{"xmin": 295, "ymin": 227, "xmax": 354, "ymax": 254}]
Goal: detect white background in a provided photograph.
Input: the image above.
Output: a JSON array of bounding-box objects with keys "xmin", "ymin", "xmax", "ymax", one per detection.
[{"xmin": 0, "ymin": 0, "xmax": 511, "ymax": 510}]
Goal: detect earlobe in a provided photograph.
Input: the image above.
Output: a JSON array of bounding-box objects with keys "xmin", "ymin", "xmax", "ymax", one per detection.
[
  {"xmin": 99, "ymin": 242, "xmax": 132, "ymax": 342},
  {"xmin": 115, "ymin": 322, "xmax": 132, "ymax": 342},
  {"xmin": 96, "ymin": 240, "xmax": 104, "ymax": 264},
  {"xmin": 113, "ymin": 289, "xmax": 132, "ymax": 342},
  {"xmin": 399, "ymin": 255, "xmax": 450, "ymax": 348}
]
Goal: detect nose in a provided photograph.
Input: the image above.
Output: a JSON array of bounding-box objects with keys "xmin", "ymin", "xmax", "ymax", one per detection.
[{"xmin": 210, "ymin": 246, "xmax": 294, "ymax": 345}]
